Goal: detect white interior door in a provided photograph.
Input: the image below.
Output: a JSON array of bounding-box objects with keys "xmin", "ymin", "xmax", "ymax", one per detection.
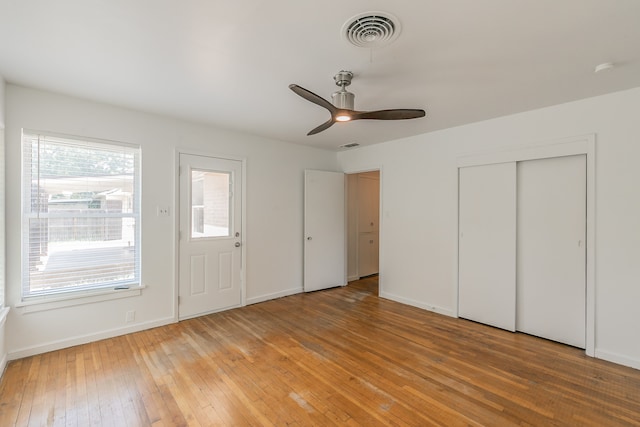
[
  {"xmin": 179, "ymin": 153, "xmax": 242, "ymax": 319},
  {"xmin": 357, "ymin": 173, "xmax": 380, "ymax": 277},
  {"xmin": 358, "ymin": 233, "xmax": 379, "ymax": 277},
  {"xmin": 459, "ymin": 162, "xmax": 517, "ymax": 331},
  {"xmin": 516, "ymin": 155, "xmax": 586, "ymax": 348},
  {"xmin": 304, "ymin": 170, "xmax": 346, "ymax": 292}
]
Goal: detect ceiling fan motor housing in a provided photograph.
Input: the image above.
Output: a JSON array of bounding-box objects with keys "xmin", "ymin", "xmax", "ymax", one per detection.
[
  {"xmin": 332, "ymin": 89, "xmax": 355, "ymax": 110},
  {"xmin": 332, "ymin": 70, "xmax": 355, "ymax": 109}
]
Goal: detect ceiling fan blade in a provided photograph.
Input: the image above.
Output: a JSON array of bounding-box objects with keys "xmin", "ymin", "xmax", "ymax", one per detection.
[
  {"xmin": 289, "ymin": 84, "xmax": 337, "ymax": 113},
  {"xmin": 352, "ymin": 109, "xmax": 426, "ymax": 120},
  {"xmin": 307, "ymin": 118, "xmax": 335, "ymax": 135}
]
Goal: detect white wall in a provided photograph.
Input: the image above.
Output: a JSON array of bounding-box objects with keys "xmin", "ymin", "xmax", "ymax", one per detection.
[
  {"xmin": 346, "ymin": 174, "xmax": 358, "ymax": 280},
  {"xmin": 0, "ymin": 76, "xmax": 7, "ymax": 376},
  {"xmin": 338, "ymin": 86, "xmax": 640, "ymax": 370},
  {"xmin": 4, "ymin": 85, "xmax": 339, "ymax": 358}
]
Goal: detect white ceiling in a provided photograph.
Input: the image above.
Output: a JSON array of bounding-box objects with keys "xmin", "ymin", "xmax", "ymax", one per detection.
[{"xmin": 1, "ymin": 1, "xmax": 639, "ymax": 151}]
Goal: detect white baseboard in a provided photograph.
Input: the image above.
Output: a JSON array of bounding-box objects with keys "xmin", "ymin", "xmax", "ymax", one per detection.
[
  {"xmin": 595, "ymin": 349, "xmax": 640, "ymax": 371},
  {"xmin": 379, "ymin": 291, "xmax": 455, "ymax": 318},
  {"xmin": 245, "ymin": 287, "xmax": 302, "ymax": 306},
  {"xmin": 8, "ymin": 316, "xmax": 176, "ymax": 361}
]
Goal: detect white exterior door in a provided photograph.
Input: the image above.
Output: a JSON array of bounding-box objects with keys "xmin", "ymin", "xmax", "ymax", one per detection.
[
  {"xmin": 179, "ymin": 153, "xmax": 243, "ymax": 319},
  {"xmin": 304, "ymin": 170, "xmax": 346, "ymax": 292},
  {"xmin": 458, "ymin": 162, "xmax": 517, "ymax": 331},
  {"xmin": 516, "ymin": 155, "xmax": 586, "ymax": 348}
]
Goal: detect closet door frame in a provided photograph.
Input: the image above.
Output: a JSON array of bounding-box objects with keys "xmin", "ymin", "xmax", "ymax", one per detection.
[{"xmin": 455, "ymin": 134, "xmax": 596, "ymax": 357}]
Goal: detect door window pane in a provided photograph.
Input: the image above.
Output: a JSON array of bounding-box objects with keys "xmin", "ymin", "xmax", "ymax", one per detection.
[{"xmin": 191, "ymin": 170, "xmax": 231, "ymax": 238}]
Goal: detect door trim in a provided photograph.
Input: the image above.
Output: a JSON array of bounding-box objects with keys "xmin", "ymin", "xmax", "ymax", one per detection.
[
  {"xmin": 455, "ymin": 134, "xmax": 596, "ymax": 357},
  {"xmin": 173, "ymin": 149, "xmax": 247, "ymax": 321}
]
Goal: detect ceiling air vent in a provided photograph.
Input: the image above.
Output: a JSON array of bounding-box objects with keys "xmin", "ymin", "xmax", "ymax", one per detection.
[
  {"xmin": 342, "ymin": 12, "xmax": 401, "ymax": 48},
  {"xmin": 339, "ymin": 142, "xmax": 360, "ymax": 149}
]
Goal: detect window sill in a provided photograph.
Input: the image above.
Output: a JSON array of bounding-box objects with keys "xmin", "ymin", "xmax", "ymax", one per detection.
[{"xmin": 15, "ymin": 285, "xmax": 146, "ymax": 314}]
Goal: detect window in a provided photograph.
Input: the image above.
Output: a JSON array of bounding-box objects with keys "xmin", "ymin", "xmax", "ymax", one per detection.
[
  {"xmin": 190, "ymin": 169, "xmax": 231, "ymax": 238},
  {"xmin": 22, "ymin": 132, "xmax": 141, "ymax": 298}
]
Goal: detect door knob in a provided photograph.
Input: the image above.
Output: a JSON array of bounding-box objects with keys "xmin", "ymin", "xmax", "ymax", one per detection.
[
  {"xmin": 235, "ymin": 242, "xmax": 241, "ymax": 247},
  {"xmin": 307, "ymin": 237, "xmax": 312, "ymax": 241}
]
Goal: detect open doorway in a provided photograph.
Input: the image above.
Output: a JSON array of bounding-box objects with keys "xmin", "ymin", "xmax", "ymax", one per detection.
[{"xmin": 346, "ymin": 171, "xmax": 380, "ymax": 290}]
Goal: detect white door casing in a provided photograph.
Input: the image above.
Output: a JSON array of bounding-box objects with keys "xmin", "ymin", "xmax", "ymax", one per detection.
[
  {"xmin": 458, "ymin": 162, "xmax": 517, "ymax": 331},
  {"xmin": 304, "ymin": 170, "xmax": 346, "ymax": 292},
  {"xmin": 516, "ymin": 155, "xmax": 586, "ymax": 348},
  {"xmin": 178, "ymin": 153, "xmax": 243, "ymax": 319}
]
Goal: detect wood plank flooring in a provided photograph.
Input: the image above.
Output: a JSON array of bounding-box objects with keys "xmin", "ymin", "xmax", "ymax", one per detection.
[{"xmin": 1, "ymin": 276, "xmax": 640, "ymax": 426}]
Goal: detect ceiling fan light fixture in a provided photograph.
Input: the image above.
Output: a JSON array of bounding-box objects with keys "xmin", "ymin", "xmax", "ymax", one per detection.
[{"xmin": 288, "ymin": 70, "xmax": 426, "ymax": 136}]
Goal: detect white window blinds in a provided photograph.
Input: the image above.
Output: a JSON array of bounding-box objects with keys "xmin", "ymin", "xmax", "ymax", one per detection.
[{"xmin": 22, "ymin": 132, "xmax": 141, "ymax": 298}]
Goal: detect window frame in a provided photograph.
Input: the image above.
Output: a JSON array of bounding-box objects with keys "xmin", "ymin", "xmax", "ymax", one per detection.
[{"xmin": 20, "ymin": 130, "xmax": 142, "ymax": 302}]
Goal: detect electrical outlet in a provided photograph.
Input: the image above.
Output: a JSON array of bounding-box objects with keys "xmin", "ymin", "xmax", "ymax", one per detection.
[
  {"xmin": 126, "ymin": 310, "xmax": 135, "ymax": 323},
  {"xmin": 157, "ymin": 206, "xmax": 170, "ymax": 217}
]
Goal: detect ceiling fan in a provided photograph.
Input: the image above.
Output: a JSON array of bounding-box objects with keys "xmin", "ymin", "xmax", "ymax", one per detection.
[{"xmin": 289, "ymin": 70, "xmax": 426, "ymax": 136}]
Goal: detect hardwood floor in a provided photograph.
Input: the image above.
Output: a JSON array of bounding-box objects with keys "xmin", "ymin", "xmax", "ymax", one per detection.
[{"xmin": 2, "ymin": 276, "xmax": 640, "ymax": 426}]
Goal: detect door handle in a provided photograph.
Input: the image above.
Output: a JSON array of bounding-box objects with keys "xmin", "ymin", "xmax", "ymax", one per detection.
[
  {"xmin": 235, "ymin": 242, "xmax": 241, "ymax": 247},
  {"xmin": 307, "ymin": 237, "xmax": 312, "ymax": 241}
]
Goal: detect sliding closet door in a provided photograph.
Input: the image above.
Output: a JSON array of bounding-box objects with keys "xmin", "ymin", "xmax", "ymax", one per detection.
[
  {"xmin": 459, "ymin": 162, "xmax": 516, "ymax": 331},
  {"xmin": 516, "ymin": 155, "xmax": 586, "ymax": 348}
]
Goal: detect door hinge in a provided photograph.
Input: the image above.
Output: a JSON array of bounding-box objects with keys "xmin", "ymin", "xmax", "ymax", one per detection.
[{"xmin": 178, "ymin": 296, "xmax": 181, "ymax": 305}]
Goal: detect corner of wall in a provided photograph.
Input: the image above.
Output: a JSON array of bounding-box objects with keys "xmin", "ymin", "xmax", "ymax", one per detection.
[
  {"xmin": 0, "ymin": 76, "xmax": 5, "ymax": 128},
  {"xmin": 0, "ymin": 308, "xmax": 8, "ymax": 378},
  {"xmin": 0, "ymin": 75, "xmax": 6, "ymax": 380}
]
